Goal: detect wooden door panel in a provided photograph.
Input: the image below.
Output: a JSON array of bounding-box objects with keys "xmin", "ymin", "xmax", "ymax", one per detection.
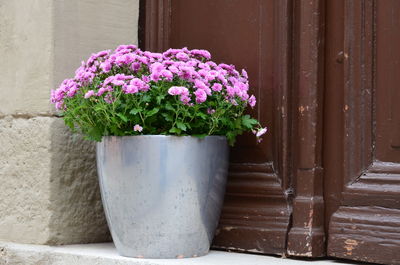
[
  {"xmin": 326, "ymin": 1, "xmax": 400, "ymax": 264},
  {"xmin": 169, "ymin": 0, "xmax": 273, "ymax": 164},
  {"xmin": 141, "ymin": 0, "xmax": 293, "ymax": 255},
  {"xmin": 328, "ymin": 206, "xmax": 400, "ymax": 264}
]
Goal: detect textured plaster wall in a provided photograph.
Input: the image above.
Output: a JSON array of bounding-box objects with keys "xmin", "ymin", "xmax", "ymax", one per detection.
[
  {"xmin": 0, "ymin": 0, "xmax": 53, "ymax": 115},
  {"xmin": 0, "ymin": 0, "xmax": 139, "ymax": 245}
]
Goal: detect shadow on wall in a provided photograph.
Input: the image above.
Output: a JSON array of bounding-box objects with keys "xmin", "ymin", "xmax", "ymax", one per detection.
[{"xmin": 48, "ymin": 119, "xmax": 111, "ymax": 245}]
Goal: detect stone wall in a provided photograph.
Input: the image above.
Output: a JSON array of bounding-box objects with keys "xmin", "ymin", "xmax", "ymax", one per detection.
[{"xmin": 0, "ymin": 0, "xmax": 139, "ymax": 245}]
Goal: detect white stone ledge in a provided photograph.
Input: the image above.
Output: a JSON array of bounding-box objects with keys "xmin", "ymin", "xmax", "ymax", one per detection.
[{"xmin": 0, "ymin": 242, "xmax": 352, "ymax": 265}]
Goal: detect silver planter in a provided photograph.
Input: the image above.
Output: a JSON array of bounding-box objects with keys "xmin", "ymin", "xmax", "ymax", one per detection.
[{"xmin": 96, "ymin": 135, "xmax": 229, "ymax": 258}]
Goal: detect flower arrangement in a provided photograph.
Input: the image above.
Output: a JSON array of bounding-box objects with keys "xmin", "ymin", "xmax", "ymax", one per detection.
[{"xmin": 51, "ymin": 45, "xmax": 266, "ymax": 145}]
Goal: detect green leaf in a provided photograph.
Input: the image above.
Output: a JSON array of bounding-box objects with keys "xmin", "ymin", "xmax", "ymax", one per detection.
[
  {"xmin": 88, "ymin": 126, "xmax": 103, "ymax": 141},
  {"xmin": 94, "ymin": 105, "xmax": 105, "ymax": 112},
  {"xmin": 129, "ymin": 108, "xmax": 143, "ymax": 115},
  {"xmin": 156, "ymin": 95, "xmax": 165, "ymax": 104},
  {"xmin": 146, "ymin": 107, "xmax": 159, "ymax": 117},
  {"xmin": 193, "ymin": 134, "xmax": 207, "ymax": 139},
  {"xmin": 142, "ymin": 94, "xmax": 151, "ymax": 103},
  {"xmin": 176, "ymin": 121, "xmax": 187, "ymax": 131},
  {"xmin": 226, "ymin": 132, "xmax": 237, "ymax": 146},
  {"xmin": 169, "ymin": 127, "xmax": 181, "ymax": 134},
  {"xmin": 165, "ymin": 103, "xmax": 175, "ymax": 111},
  {"xmin": 64, "ymin": 119, "xmax": 75, "ymax": 130},
  {"xmin": 241, "ymin": 114, "xmax": 258, "ymax": 129},
  {"xmin": 117, "ymin": 113, "xmax": 128, "ymax": 122},
  {"xmin": 196, "ymin": 112, "xmax": 208, "ymax": 120},
  {"xmin": 162, "ymin": 113, "xmax": 173, "ymax": 122}
]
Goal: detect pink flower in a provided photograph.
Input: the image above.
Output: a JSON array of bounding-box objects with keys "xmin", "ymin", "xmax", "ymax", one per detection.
[
  {"xmin": 241, "ymin": 69, "xmax": 248, "ymax": 78},
  {"xmin": 248, "ymin": 95, "xmax": 256, "ymax": 108},
  {"xmin": 212, "ymin": 83, "xmax": 222, "ymax": 92},
  {"xmin": 141, "ymin": 75, "xmax": 150, "ymax": 82},
  {"xmin": 133, "ymin": 124, "xmax": 143, "ymax": 132},
  {"xmin": 115, "ymin": 44, "xmax": 138, "ymax": 52},
  {"xmin": 55, "ymin": 101, "xmax": 64, "ymax": 110},
  {"xmin": 130, "ymin": 78, "xmax": 149, "ymax": 92},
  {"xmin": 84, "ymin": 90, "xmax": 95, "ymax": 99},
  {"xmin": 100, "ymin": 61, "xmax": 112, "ymax": 73},
  {"xmin": 115, "ymin": 53, "xmax": 135, "ymax": 66},
  {"xmin": 66, "ymin": 86, "xmax": 79, "ymax": 97},
  {"xmin": 179, "ymin": 66, "xmax": 195, "ymax": 81},
  {"xmin": 123, "ymin": 84, "xmax": 139, "ymax": 94},
  {"xmin": 168, "ymin": 86, "xmax": 189, "ymax": 96},
  {"xmin": 97, "ymin": 86, "xmax": 113, "ymax": 96},
  {"xmin": 197, "ymin": 69, "xmax": 208, "ymax": 79},
  {"xmin": 131, "ymin": 62, "xmax": 141, "ymax": 71},
  {"xmin": 226, "ymin": 86, "xmax": 235, "ymax": 97},
  {"xmin": 160, "ymin": 70, "xmax": 173, "ymax": 81},
  {"xmin": 176, "ymin": 52, "xmax": 189, "ymax": 61},
  {"xmin": 256, "ymin": 127, "xmax": 267, "ymax": 137},
  {"xmin": 50, "ymin": 46, "xmax": 260, "ymax": 137},
  {"xmin": 190, "ymin": 49, "xmax": 211, "ymax": 60},
  {"xmin": 103, "ymin": 74, "xmax": 133, "ymax": 86},
  {"xmin": 150, "ymin": 62, "xmax": 164, "ymax": 73},
  {"xmin": 206, "ymin": 70, "xmax": 219, "ymax": 81},
  {"xmin": 180, "ymin": 95, "xmax": 191, "ymax": 104},
  {"xmin": 104, "ymin": 93, "xmax": 114, "ymax": 104},
  {"xmin": 168, "ymin": 65, "xmax": 179, "ymax": 74},
  {"xmin": 194, "ymin": 89, "xmax": 207, "ymax": 103},
  {"xmin": 194, "ymin": 79, "xmax": 207, "ymax": 90},
  {"xmin": 150, "ymin": 72, "xmax": 161, "ymax": 82}
]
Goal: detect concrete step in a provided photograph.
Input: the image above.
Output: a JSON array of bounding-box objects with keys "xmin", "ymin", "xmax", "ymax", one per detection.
[{"xmin": 0, "ymin": 242, "xmax": 355, "ymax": 265}]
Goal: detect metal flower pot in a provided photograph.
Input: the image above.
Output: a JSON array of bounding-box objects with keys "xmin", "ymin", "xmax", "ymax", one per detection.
[{"xmin": 96, "ymin": 135, "xmax": 229, "ymax": 258}]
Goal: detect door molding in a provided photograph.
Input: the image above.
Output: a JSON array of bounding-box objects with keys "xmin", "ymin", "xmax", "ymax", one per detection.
[
  {"xmin": 287, "ymin": 0, "xmax": 326, "ymax": 257},
  {"xmin": 140, "ymin": 0, "xmax": 171, "ymax": 52},
  {"xmin": 326, "ymin": 1, "xmax": 400, "ymax": 263}
]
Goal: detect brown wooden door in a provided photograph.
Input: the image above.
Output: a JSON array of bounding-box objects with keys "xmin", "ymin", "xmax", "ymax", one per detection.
[
  {"xmin": 141, "ymin": 0, "xmax": 400, "ymax": 263},
  {"xmin": 324, "ymin": 0, "xmax": 400, "ymax": 264},
  {"xmin": 141, "ymin": 0, "xmax": 294, "ymax": 255}
]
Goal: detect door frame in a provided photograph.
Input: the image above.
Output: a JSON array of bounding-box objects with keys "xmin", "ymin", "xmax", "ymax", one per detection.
[{"xmin": 287, "ymin": 0, "xmax": 325, "ymax": 257}]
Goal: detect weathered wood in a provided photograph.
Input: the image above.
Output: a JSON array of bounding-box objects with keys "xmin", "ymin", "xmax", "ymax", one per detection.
[
  {"xmin": 214, "ymin": 163, "xmax": 290, "ymax": 254},
  {"xmin": 328, "ymin": 206, "xmax": 400, "ymax": 265},
  {"xmin": 142, "ymin": 0, "xmax": 171, "ymax": 52},
  {"xmin": 286, "ymin": 0, "xmax": 326, "ymax": 257},
  {"xmin": 325, "ymin": 0, "xmax": 400, "ymax": 263}
]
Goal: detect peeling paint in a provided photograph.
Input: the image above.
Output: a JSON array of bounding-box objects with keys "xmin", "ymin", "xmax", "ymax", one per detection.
[
  {"xmin": 221, "ymin": 246, "xmax": 265, "ymax": 254},
  {"xmin": 344, "ymin": 239, "xmax": 358, "ymax": 255},
  {"xmin": 287, "ymin": 250, "xmax": 313, "ymax": 257},
  {"xmin": 299, "ymin": 105, "xmax": 305, "ymax": 114}
]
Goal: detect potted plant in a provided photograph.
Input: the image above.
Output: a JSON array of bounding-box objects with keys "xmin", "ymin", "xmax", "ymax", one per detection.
[{"xmin": 51, "ymin": 45, "xmax": 266, "ymax": 259}]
